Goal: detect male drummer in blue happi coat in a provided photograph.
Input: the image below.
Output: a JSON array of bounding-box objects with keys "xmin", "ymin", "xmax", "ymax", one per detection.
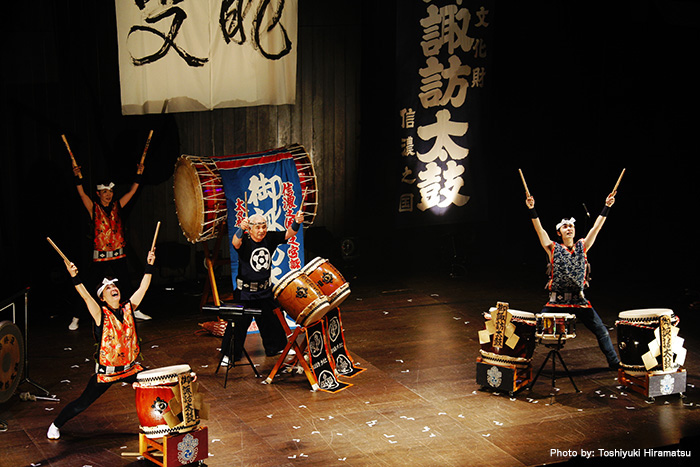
[{"xmin": 525, "ymin": 192, "xmax": 621, "ymax": 370}]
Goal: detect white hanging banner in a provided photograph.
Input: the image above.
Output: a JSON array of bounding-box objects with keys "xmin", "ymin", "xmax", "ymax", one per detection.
[{"xmin": 114, "ymin": 0, "xmax": 297, "ymax": 115}]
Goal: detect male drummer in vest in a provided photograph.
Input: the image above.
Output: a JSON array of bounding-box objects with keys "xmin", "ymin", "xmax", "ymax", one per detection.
[
  {"xmin": 525, "ymin": 192, "xmax": 621, "ymax": 370},
  {"xmin": 221, "ymin": 211, "xmax": 304, "ymax": 364},
  {"xmin": 47, "ymin": 249, "xmax": 156, "ymax": 440},
  {"xmin": 68, "ymin": 163, "xmax": 152, "ymax": 330}
]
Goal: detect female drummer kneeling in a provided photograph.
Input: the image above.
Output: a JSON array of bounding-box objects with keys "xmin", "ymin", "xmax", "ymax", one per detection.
[{"xmin": 47, "ymin": 249, "xmax": 156, "ymax": 440}]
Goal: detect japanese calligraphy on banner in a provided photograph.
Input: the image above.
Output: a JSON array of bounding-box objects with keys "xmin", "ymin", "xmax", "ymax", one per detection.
[
  {"xmin": 396, "ymin": 1, "xmax": 493, "ymax": 225},
  {"xmin": 212, "ymin": 147, "xmax": 304, "ymax": 287},
  {"xmin": 114, "ymin": 0, "xmax": 298, "ymax": 115}
]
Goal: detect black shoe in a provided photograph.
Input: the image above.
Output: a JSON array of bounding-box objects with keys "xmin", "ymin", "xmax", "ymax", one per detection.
[
  {"xmin": 608, "ymin": 362, "xmax": 621, "ymax": 371},
  {"xmin": 265, "ymin": 348, "xmax": 284, "ymax": 357}
]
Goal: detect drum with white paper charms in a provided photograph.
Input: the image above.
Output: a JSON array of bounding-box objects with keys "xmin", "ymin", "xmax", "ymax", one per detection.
[
  {"xmin": 479, "ymin": 308, "xmax": 537, "ymax": 367},
  {"xmin": 133, "ymin": 364, "xmax": 200, "ymax": 438},
  {"xmin": 616, "ymin": 308, "xmax": 681, "ymax": 376}
]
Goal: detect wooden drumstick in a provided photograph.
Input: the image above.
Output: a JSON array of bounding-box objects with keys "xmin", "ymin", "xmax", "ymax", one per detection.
[
  {"xmin": 61, "ymin": 134, "xmax": 82, "ymax": 179},
  {"xmin": 139, "ymin": 130, "xmax": 154, "ymax": 165},
  {"xmin": 611, "ymin": 168, "xmax": 626, "ymax": 194},
  {"xmin": 518, "ymin": 168, "xmax": 531, "ymax": 198},
  {"xmin": 47, "ymin": 237, "xmax": 70, "ymax": 264},
  {"xmin": 150, "ymin": 221, "xmax": 161, "ymax": 251},
  {"xmin": 244, "ymin": 191, "xmax": 249, "ymax": 217}
]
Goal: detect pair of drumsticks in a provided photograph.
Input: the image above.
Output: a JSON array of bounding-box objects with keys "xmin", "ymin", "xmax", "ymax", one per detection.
[
  {"xmin": 47, "ymin": 221, "xmax": 160, "ymax": 270},
  {"xmin": 518, "ymin": 168, "xmax": 626, "ymax": 199},
  {"xmin": 61, "ymin": 130, "xmax": 154, "ymax": 178}
]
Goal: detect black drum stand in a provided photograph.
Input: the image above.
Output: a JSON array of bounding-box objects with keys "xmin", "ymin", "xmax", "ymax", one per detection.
[{"xmin": 529, "ymin": 335, "xmax": 580, "ymax": 393}]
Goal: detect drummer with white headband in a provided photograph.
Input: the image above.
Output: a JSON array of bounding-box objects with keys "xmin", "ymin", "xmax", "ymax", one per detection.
[
  {"xmin": 68, "ymin": 160, "xmax": 151, "ymax": 330},
  {"xmin": 525, "ymin": 191, "xmax": 621, "ymax": 370},
  {"xmin": 47, "ymin": 248, "xmax": 156, "ymax": 440},
  {"xmin": 220, "ymin": 209, "xmax": 305, "ymax": 365}
]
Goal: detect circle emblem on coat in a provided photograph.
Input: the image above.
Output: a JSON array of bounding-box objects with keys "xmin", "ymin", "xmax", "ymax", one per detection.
[{"xmin": 250, "ymin": 247, "xmax": 271, "ymax": 272}]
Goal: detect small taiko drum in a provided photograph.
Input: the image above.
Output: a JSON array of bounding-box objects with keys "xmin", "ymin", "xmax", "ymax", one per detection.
[
  {"xmin": 480, "ymin": 309, "xmax": 537, "ymax": 367},
  {"xmin": 301, "ymin": 257, "xmax": 351, "ymax": 309},
  {"xmin": 536, "ymin": 313, "xmax": 577, "ymax": 342},
  {"xmin": 273, "ymin": 269, "xmax": 330, "ymax": 326},
  {"xmin": 173, "ymin": 155, "xmax": 227, "ymax": 243},
  {"xmin": 616, "ymin": 308, "xmax": 679, "ymax": 375},
  {"xmin": 134, "ymin": 364, "xmax": 199, "ymax": 438}
]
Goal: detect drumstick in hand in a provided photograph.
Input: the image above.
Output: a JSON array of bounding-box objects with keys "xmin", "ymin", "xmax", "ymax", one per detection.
[
  {"xmin": 140, "ymin": 130, "xmax": 154, "ymax": 165},
  {"xmin": 518, "ymin": 168, "xmax": 531, "ymax": 198},
  {"xmin": 47, "ymin": 237, "xmax": 71, "ymax": 264},
  {"xmin": 611, "ymin": 168, "xmax": 626, "ymax": 195},
  {"xmin": 150, "ymin": 221, "xmax": 161, "ymax": 251},
  {"xmin": 61, "ymin": 134, "xmax": 81, "ymax": 179}
]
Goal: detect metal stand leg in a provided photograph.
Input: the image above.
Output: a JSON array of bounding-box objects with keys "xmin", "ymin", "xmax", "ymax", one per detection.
[
  {"xmin": 529, "ymin": 337, "xmax": 580, "ymax": 393},
  {"xmin": 17, "ymin": 288, "xmax": 49, "ymax": 395},
  {"xmin": 215, "ymin": 321, "xmax": 262, "ymax": 388}
]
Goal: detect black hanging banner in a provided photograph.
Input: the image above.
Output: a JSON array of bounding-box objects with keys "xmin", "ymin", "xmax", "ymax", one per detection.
[
  {"xmin": 396, "ymin": 1, "xmax": 494, "ymax": 226},
  {"xmin": 324, "ymin": 308, "xmax": 365, "ymax": 378},
  {"xmin": 305, "ymin": 320, "xmax": 352, "ymax": 393}
]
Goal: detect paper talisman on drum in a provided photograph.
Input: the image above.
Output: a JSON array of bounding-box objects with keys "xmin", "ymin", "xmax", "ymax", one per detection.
[
  {"xmin": 305, "ymin": 320, "xmax": 352, "ymax": 393},
  {"xmin": 323, "ymin": 308, "xmax": 364, "ymax": 378},
  {"xmin": 210, "ymin": 144, "xmax": 316, "ymax": 289}
]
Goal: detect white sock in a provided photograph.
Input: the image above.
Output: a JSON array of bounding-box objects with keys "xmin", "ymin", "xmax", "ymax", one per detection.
[{"xmin": 47, "ymin": 423, "xmax": 60, "ymax": 439}]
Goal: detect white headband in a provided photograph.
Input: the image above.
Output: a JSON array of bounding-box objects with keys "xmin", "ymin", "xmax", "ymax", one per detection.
[
  {"xmin": 97, "ymin": 278, "xmax": 118, "ymax": 297},
  {"xmin": 96, "ymin": 182, "xmax": 115, "ymax": 191},
  {"xmin": 556, "ymin": 218, "xmax": 576, "ymax": 230}
]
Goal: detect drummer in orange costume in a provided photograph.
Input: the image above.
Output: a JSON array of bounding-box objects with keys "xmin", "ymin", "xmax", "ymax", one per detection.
[
  {"xmin": 221, "ymin": 211, "xmax": 304, "ymax": 363},
  {"xmin": 68, "ymin": 162, "xmax": 152, "ymax": 330},
  {"xmin": 47, "ymin": 249, "xmax": 156, "ymax": 440}
]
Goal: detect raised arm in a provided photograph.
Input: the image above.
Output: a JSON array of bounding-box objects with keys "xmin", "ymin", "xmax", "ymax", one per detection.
[
  {"xmin": 130, "ymin": 249, "xmax": 156, "ymax": 309},
  {"xmin": 526, "ymin": 196, "xmax": 554, "ymax": 257},
  {"xmin": 584, "ymin": 193, "xmax": 615, "ymax": 251},
  {"xmin": 119, "ymin": 163, "xmax": 145, "ymax": 208},
  {"xmin": 285, "ymin": 210, "xmax": 304, "ymax": 240},
  {"xmin": 65, "ymin": 260, "xmax": 102, "ymax": 325},
  {"xmin": 231, "ymin": 217, "xmax": 249, "ymax": 250},
  {"xmin": 73, "ymin": 166, "xmax": 94, "ymax": 217}
]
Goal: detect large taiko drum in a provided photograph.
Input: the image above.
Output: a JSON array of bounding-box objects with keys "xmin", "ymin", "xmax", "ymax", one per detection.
[
  {"xmin": 616, "ymin": 308, "xmax": 679, "ymax": 375},
  {"xmin": 536, "ymin": 313, "xmax": 577, "ymax": 342},
  {"xmin": 273, "ymin": 269, "xmax": 331, "ymax": 326},
  {"xmin": 480, "ymin": 309, "xmax": 537, "ymax": 367},
  {"xmin": 173, "ymin": 155, "xmax": 227, "ymax": 243},
  {"xmin": 134, "ymin": 364, "xmax": 199, "ymax": 438},
  {"xmin": 301, "ymin": 257, "xmax": 350, "ymax": 309},
  {"xmin": 288, "ymin": 144, "xmax": 318, "ymax": 227}
]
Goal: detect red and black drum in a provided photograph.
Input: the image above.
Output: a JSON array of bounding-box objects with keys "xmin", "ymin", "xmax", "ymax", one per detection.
[
  {"xmin": 616, "ymin": 308, "xmax": 679, "ymax": 376},
  {"xmin": 133, "ymin": 364, "xmax": 200, "ymax": 438},
  {"xmin": 479, "ymin": 309, "xmax": 537, "ymax": 367}
]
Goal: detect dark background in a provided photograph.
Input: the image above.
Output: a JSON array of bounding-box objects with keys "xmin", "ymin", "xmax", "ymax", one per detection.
[{"xmin": 1, "ymin": 1, "xmax": 698, "ymax": 314}]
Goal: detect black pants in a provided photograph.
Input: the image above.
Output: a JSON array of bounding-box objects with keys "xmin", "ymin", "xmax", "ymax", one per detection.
[
  {"xmin": 52, "ymin": 372, "xmax": 138, "ymax": 428},
  {"xmin": 220, "ymin": 295, "xmax": 288, "ymax": 361}
]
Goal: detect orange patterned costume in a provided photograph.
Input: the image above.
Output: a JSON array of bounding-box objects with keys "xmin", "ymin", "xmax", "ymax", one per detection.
[
  {"xmin": 96, "ymin": 301, "xmax": 143, "ymax": 383},
  {"xmin": 93, "ymin": 202, "xmax": 126, "ymax": 262}
]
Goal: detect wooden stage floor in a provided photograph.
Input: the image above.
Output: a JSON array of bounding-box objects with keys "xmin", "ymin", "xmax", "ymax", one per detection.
[{"xmin": 2, "ymin": 268, "xmax": 699, "ymax": 466}]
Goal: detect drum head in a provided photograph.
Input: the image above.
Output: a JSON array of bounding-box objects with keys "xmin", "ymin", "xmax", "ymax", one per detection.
[
  {"xmin": 487, "ymin": 308, "xmax": 536, "ymax": 320},
  {"xmin": 174, "ymin": 157, "xmax": 205, "ymax": 243},
  {"xmin": 137, "ymin": 364, "xmax": 191, "ymax": 383},
  {"xmin": 618, "ymin": 308, "xmax": 674, "ymax": 320},
  {"xmin": 0, "ymin": 321, "xmax": 24, "ymax": 404},
  {"xmin": 301, "ymin": 257, "xmax": 326, "ymax": 274}
]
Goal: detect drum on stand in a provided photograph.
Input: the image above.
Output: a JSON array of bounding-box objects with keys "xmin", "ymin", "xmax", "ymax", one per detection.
[
  {"xmin": 616, "ymin": 308, "xmax": 679, "ymax": 376},
  {"xmin": 479, "ymin": 309, "xmax": 537, "ymax": 368},
  {"xmin": 301, "ymin": 257, "xmax": 350, "ymax": 309},
  {"xmin": 273, "ymin": 269, "xmax": 331, "ymax": 326},
  {"xmin": 535, "ymin": 313, "xmax": 577, "ymax": 342},
  {"xmin": 173, "ymin": 155, "xmax": 228, "ymax": 243},
  {"xmin": 134, "ymin": 364, "xmax": 199, "ymax": 438}
]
